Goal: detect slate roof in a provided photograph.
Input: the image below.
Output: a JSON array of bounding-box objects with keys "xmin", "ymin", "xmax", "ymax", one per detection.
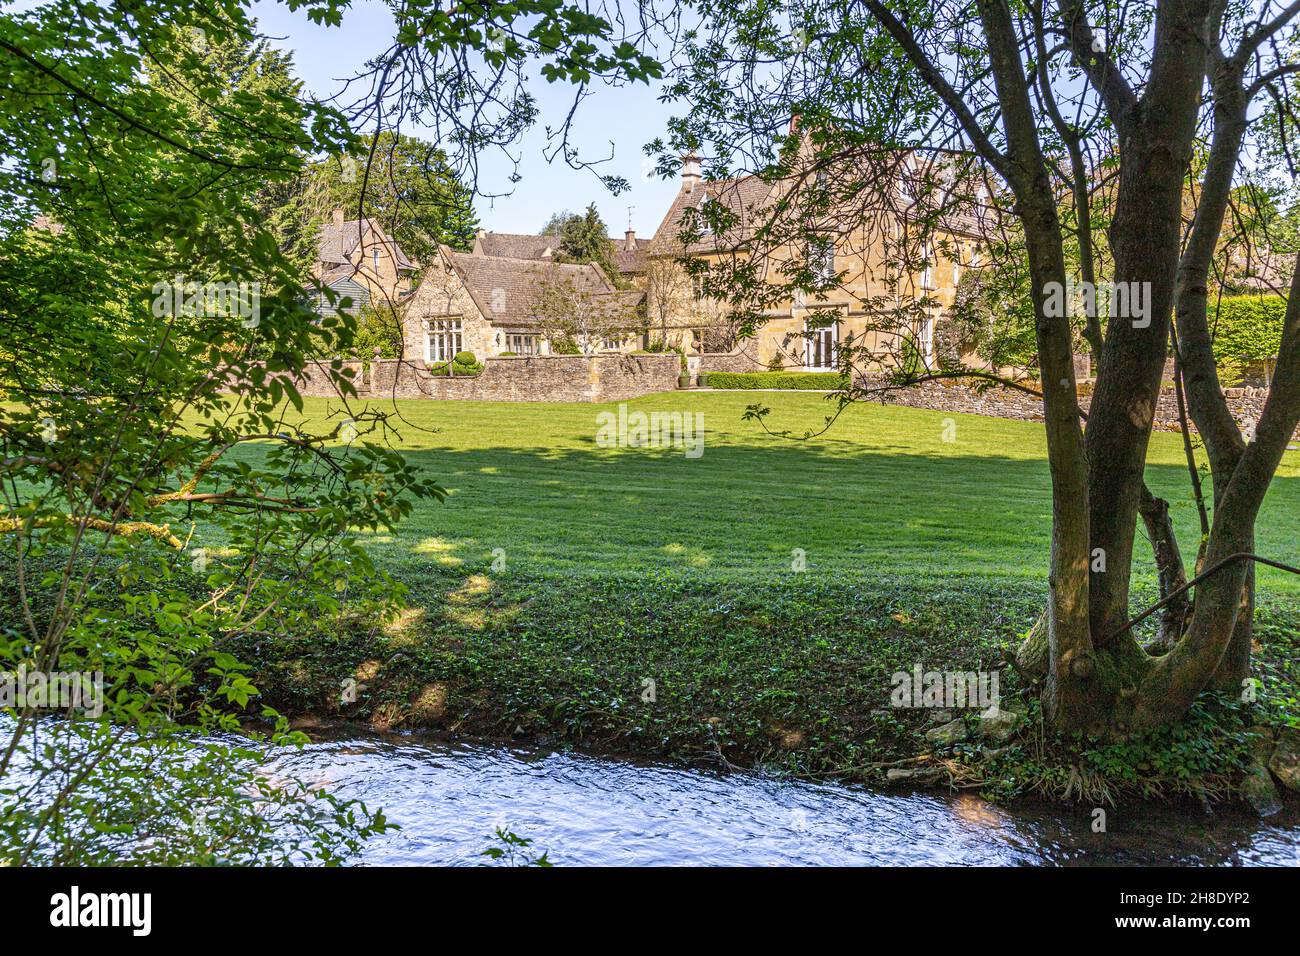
[
  {"xmin": 647, "ymin": 153, "xmax": 996, "ymax": 258},
  {"xmin": 647, "ymin": 176, "xmax": 773, "ymax": 257},
  {"xmin": 476, "ymin": 232, "xmax": 557, "ymax": 260},
  {"xmin": 439, "ymin": 249, "xmax": 644, "ymax": 328},
  {"xmin": 475, "ymin": 230, "xmax": 650, "ymax": 275},
  {"xmin": 317, "ymin": 217, "xmax": 416, "ymax": 272},
  {"xmin": 311, "ymin": 271, "xmax": 370, "ymax": 315},
  {"xmin": 613, "ymin": 246, "xmax": 648, "ymax": 274}
]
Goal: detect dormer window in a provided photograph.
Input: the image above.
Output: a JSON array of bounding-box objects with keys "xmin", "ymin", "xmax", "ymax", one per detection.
[{"xmin": 698, "ymin": 198, "xmax": 716, "ymax": 236}]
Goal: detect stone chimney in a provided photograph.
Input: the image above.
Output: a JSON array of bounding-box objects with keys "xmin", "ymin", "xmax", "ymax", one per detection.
[
  {"xmin": 331, "ymin": 208, "xmax": 345, "ymax": 228},
  {"xmin": 624, "ymin": 228, "xmax": 637, "ymax": 251},
  {"xmin": 473, "ymin": 228, "xmax": 488, "ymax": 255},
  {"xmin": 681, "ymin": 153, "xmax": 701, "ymax": 194}
]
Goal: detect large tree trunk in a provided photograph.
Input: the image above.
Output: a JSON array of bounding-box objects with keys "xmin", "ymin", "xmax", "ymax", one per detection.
[
  {"xmin": 874, "ymin": 0, "xmax": 1299, "ymax": 736},
  {"xmin": 977, "ymin": 0, "xmax": 1097, "ymax": 729},
  {"xmin": 1000, "ymin": 0, "xmax": 1293, "ymax": 735}
]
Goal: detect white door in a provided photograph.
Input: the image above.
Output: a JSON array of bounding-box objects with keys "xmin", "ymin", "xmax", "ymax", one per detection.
[
  {"xmin": 805, "ymin": 318, "xmax": 838, "ymax": 371},
  {"xmin": 920, "ymin": 313, "xmax": 935, "ymax": 368}
]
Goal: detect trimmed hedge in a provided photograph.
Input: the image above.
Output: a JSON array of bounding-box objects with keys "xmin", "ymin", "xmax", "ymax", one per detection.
[
  {"xmin": 705, "ymin": 371, "xmax": 849, "ymax": 390},
  {"xmin": 427, "ymin": 360, "xmax": 484, "ymax": 377},
  {"xmin": 1211, "ymin": 295, "xmax": 1286, "ymax": 363}
]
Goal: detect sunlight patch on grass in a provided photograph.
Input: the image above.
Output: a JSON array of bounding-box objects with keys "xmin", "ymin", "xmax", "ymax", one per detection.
[
  {"xmin": 414, "ymin": 537, "xmax": 465, "ymax": 567},
  {"xmin": 382, "ymin": 607, "xmax": 427, "ymax": 644}
]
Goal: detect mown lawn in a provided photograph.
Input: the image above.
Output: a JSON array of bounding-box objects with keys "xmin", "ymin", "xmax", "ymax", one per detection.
[
  {"xmin": 11, "ymin": 389, "xmax": 1295, "ymax": 790},
  {"xmin": 270, "ymin": 390, "xmax": 1300, "ymax": 596},
  {"xmin": 231, "ymin": 390, "xmax": 1299, "ymax": 792}
]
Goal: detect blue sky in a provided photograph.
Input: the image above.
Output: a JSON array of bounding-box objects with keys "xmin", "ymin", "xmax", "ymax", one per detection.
[{"xmin": 251, "ymin": 0, "xmax": 684, "ymax": 238}]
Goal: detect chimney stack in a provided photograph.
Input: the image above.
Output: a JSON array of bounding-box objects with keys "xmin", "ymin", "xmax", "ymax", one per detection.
[
  {"xmin": 681, "ymin": 153, "xmax": 701, "ymax": 194},
  {"xmin": 331, "ymin": 208, "xmax": 345, "ymax": 228},
  {"xmin": 624, "ymin": 229, "xmax": 637, "ymax": 251}
]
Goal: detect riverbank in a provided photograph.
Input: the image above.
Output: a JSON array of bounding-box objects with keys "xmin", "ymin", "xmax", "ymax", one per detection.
[{"xmin": 228, "ymin": 569, "xmax": 1300, "ymax": 811}]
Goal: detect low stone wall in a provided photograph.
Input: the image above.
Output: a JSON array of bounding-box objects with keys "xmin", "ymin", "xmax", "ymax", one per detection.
[
  {"xmin": 368, "ymin": 353, "xmax": 681, "ymax": 403},
  {"xmin": 854, "ymin": 375, "xmax": 1287, "ymax": 437},
  {"xmin": 298, "ymin": 358, "xmax": 365, "ymax": 397},
  {"xmin": 699, "ymin": 347, "xmax": 767, "ymax": 374},
  {"xmin": 218, "ymin": 358, "xmax": 365, "ymax": 398}
]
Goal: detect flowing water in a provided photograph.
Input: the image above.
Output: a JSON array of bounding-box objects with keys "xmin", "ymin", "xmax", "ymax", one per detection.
[{"xmin": 267, "ymin": 727, "xmax": 1300, "ymax": 866}]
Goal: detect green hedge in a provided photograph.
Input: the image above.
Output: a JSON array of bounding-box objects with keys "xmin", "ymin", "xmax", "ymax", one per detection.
[
  {"xmin": 1211, "ymin": 295, "xmax": 1287, "ymax": 364},
  {"xmin": 705, "ymin": 371, "xmax": 848, "ymax": 390},
  {"xmin": 427, "ymin": 360, "xmax": 484, "ymax": 376}
]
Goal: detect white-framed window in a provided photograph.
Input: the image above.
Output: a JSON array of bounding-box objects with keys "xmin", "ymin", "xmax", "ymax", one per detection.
[
  {"xmin": 601, "ymin": 335, "xmax": 624, "ymax": 351},
  {"xmin": 425, "ymin": 318, "xmax": 462, "ymax": 362},
  {"xmin": 372, "ymin": 249, "xmax": 381, "ymax": 274},
  {"xmin": 808, "ymin": 237, "xmax": 836, "ymax": 285},
  {"xmin": 920, "ymin": 241, "xmax": 935, "ymax": 290},
  {"xmin": 698, "ymin": 197, "xmax": 717, "ymax": 235},
  {"xmin": 952, "ymin": 260, "xmax": 961, "ymax": 287},
  {"xmin": 920, "ymin": 312, "xmax": 936, "ymax": 366},
  {"xmin": 506, "ymin": 333, "xmax": 539, "ymax": 354}
]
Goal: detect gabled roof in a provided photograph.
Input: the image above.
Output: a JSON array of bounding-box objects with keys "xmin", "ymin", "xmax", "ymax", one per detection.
[
  {"xmin": 317, "ymin": 216, "xmax": 416, "ymax": 272},
  {"xmin": 648, "ymin": 176, "xmax": 774, "ymax": 257},
  {"xmin": 475, "ymin": 230, "xmax": 652, "ymax": 275},
  {"xmin": 476, "ymin": 232, "xmax": 557, "ymax": 260},
  {"xmin": 648, "ymin": 152, "xmax": 996, "ymax": 259},
  {"xmin": 613, "ymin": 246, "xmax": 648, "ymax": 274},
  {"xmin": 436, "ymin": 248, "xmax": 644, "ymax": 327}
]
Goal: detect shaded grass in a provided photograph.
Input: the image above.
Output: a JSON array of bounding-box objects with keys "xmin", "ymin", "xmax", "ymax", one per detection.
[
  {"xmin": 225, "ymin": 391, "xmax": 1297, "ymax": 795},
  {"xmin": 231, "ymin": 569, "xmax": 1300, "ymax": 792},
  {"xmin": 250, "ymin": 391, "xmax": 1300, "ymax": 593}
]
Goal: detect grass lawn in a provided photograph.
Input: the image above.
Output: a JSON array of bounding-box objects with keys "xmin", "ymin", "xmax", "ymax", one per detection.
[
  {"xmin": 269, "ymin": 390, "xmax": 1300, "ymax": 596},
  {"xmin": 220, "ymin": 390, "xmax": 1300, "ymax": 797},
  {"xmin": 13, "ymin": 388, "xmax": 1284, "ymax": 794}
]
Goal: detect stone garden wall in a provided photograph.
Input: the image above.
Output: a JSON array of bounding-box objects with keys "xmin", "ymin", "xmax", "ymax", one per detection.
[
  {"xmin": 368, "ymin": 353, "xmax": 681, "ymax": 403},
  {"xmin": 854, "ymin": 375, "xmax": 1283, "ymax": 437},
  {"xmin": 698, "ymin": 347, "xmax": 767, "ymax": 374}
]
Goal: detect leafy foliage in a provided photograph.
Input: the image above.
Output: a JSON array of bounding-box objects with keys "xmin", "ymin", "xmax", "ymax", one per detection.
[
  {"xmin": 289, "ymin": 131, "xmax": 480, "ymax": 270},
  {"xmin": 1210, "ymin": 295, "xmax": 1288, "ymax": 370},
  {"xmin": 706, "ymin": 371, "xmax": 848, "ymax": 389},
  {"xmin": 0, "ymin": 0, "xmax": 445, "ymax": 863},
  {"xmin": 547, "ymin": 204, "xmax": 627, "ymax": 287}
]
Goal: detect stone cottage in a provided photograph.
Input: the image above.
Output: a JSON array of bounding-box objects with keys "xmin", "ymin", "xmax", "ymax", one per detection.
[
  {"xmin": 312, "ymin": 208, "xmax": 417, "ymax": 316},
  {"xmin": 401, "ymin": 247, "xmax": 646, "ymax": 363}
]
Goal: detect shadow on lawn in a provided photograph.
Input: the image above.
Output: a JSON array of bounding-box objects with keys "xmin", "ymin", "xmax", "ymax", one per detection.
[{"xmin": 360, "ymin": 437, "xmax": 1300, "ymax": 596}]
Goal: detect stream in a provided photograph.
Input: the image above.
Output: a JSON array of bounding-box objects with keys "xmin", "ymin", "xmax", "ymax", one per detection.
[{"xmin": 266, "ymin": 728, "xmax": 1300, "ymax": 866}]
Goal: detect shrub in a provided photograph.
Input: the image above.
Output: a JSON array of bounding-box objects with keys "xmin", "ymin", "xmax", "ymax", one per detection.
[
  {"xmin": 705, "ymin": 371, "xmax": 848, "ymax": 390},
  {"xmin": 1210, "ymin": 295, "xmax": 1286, "ymax": 381},
  {"xmin": 497, "ymin": 351, "xmax": 519, "ymax": 357},
  {"xmin": 766, "ymin": 354, "xmax": 786, "ymax": 371},
  {"xmin": 427, "ymin": 360, "xmax": 484, "ymax": 376},
  {"xmin": 453, "ymin": 350, "xmax": 478, "ymax": 365}
]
